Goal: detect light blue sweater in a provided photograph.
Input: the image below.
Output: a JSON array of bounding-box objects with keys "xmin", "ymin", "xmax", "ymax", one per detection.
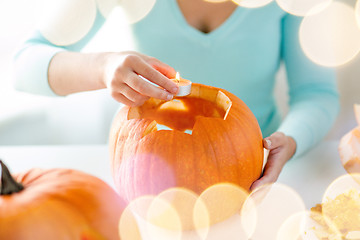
[{"xmin": 13, "ymin": 0, "xmax": 339, "ymax": 158}]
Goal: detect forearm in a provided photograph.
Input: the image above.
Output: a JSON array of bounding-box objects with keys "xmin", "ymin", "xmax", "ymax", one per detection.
[{"xmin": 48, "ymin": 51, "xmax": 107, "ymax": 96}]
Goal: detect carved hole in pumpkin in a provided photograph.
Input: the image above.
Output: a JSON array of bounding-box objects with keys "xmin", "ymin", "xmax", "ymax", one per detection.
[{"xmin": 128, "ymin": 87, "xmax": 232, "ymax": 135}]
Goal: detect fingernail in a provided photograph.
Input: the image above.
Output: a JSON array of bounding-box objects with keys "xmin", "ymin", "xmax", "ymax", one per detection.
[
  {"xmin": 166, "ymin": 94, "xmax": 173, "ymax": 101},
  {"xmin": 172, "ymin": 87, "xmax": 179, "ymax": 94},
  {"xmin": 265, "ymin": 139, "xmax": 271, "ymax": 147}
]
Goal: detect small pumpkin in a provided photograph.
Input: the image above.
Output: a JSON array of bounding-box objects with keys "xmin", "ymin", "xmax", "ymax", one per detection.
[
  {"xmin": 339, "ymin": 104, "xmax": 360, "ymax": 173},
  {"xmin": 109, "ymin": 83, "xmax": 264, "ymax": 203},
  {"xmin": 0, "ymin": 160, "xmax": 125, "ymax": 240}
]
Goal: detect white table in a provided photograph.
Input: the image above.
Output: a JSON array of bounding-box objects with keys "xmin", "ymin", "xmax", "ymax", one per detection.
[
  {"xmin": 0, "ymin": 141, "xmax": 350, "ymax": 239},
  {"xmin": 0, "ymin": 140, "xmax": 346, "ymax": 209}
]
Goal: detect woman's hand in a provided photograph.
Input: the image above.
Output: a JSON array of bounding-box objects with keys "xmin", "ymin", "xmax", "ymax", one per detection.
[
  {"xmin": 250, "ymin": 132, "xmax": 297, "ymax": 191},
  {"xmin": 103, "ymin": 51, "xmax": 179, "ymax": 106}
]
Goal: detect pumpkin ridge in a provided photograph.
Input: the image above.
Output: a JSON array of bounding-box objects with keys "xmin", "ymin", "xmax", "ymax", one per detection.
[
  {"xmin": 110, "ymin": 83, "xmax": 263, "ymax": 205},
  {"xmin": 196, "ymin": 119, "xmax": 222, "ymax": 185}
]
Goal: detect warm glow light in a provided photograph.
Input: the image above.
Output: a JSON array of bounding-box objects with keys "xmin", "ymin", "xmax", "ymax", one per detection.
[
  {"xmin": 322, "ymin": 174, "xmax": 360, "ymax": 202},
  {"xmin": 120, "ymin": 0, "xmax": 157, "ymax": 24},
  {"xmin": 205, "ymin": 0, "xmax": 229, "ymax": 3},
  {"xmin": 175, "ymin": 72, "xmax": 180, "ymax": 82},
  {"xmin": 38, "ymin": 0, "xmax": 97, "ymax": 46},
  {"xmin": 276, "ymin": 0, "xmax": 331, "ymax": 16},
  {"xmin": 153, "ymin": 188, "xmax": 201, "ymax": 231},
  {"xmin": 321, "ymin": 174, "xmax": 360, "ymax": 236},
  {"xmin": 356, "ymin": 0, "xmax": 360, "ymax": 28},
  {"xmin": 232, "ymin": 0, "xmax": 273, "ymax": 8},
  {"xmin": 194, "ymin": 183, "xmax": 249, "ymax": 226},
  {"xmin": 146, "ymin": 197, "xmax": 183, "ymax": 240},
  {"xmin": 119, "ymin": 196, "xmax": 155, "ymax": 240},
  {"xmin": 242, "ymin": 183, "xmax": 305, "ymax": 239},
  {"xmin": 299, "ymin": 1, "xmax": 360, "ymax": 67},
  {"xmin": 277, "ymin": 211, "xmax": 341, "ymax": 240},
  {"xmin": 96, "ymin": 0, "xmax": 119, "ymax": 18},
  {"xmin": 193, "ymin": 183, "xmax": 252, "ymax": 239}
]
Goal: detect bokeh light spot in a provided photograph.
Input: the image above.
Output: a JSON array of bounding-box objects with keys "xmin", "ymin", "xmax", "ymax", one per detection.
[
  {"xmin": 232, "ymin": 0, "xmax": 273, "ymax": 8},
  {"xmin": 356, "ymin": 0, "xmax": 360, "ymax": 29},
  {"xmin": 276, "ymin": 0, "xmax": 331, "ymax": 16},
  {"xmin": 193, "ymin": 183, "xmax": 252, "ymax": 239},
  {"xmin": 299, "ymin": 1, "xmax": 360, "ymax": 67},
  {"xmin": 204, "ymin": 0, "xmax": 229, "ymax": 3},
  {"xmin": 194, "ymin": 183, "xmax": 249, "ymax": 226},
  {"xmin": 146, "ymin": 196, "xmax": 183, "ymax": 240},
  {"xmin": 277, "ymin": 211, "xmax": 341, "ymax": 240},
  {"xmin": 38, "ymin": 0, "xmax": 97, "ymax": 46},
  {"xmin": 120, "ymin": 0, "xmax": 157, "ymax": 24},
  {"xmin": 96, "ymin": 0, "xmax": 119, "ymax": 18},
  {"xmin": 243, "ymin": 183, "xmax": 305, "ymax": 240},
  {"xmin": 119, "ymin": 196, "xmax": 155, "ymax": 240},
  {"xmin": 321, "ymin": 174, "xmax": 360, "ymax": 237}
]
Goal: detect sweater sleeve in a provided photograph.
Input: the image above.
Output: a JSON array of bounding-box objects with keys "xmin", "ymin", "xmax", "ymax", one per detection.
[
  {"xmin": 13, "ymin": 7, "xmax": 106, "ymax": 96},
  {"xmin": 277, "ymin": 14, "xmax": 340, "ymax": 158}
]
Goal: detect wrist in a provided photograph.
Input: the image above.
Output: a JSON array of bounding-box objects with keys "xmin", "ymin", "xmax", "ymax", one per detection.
[
  {"xmin": 287, "ymin": 136, "xmax": 297, "ymax": 159},
  {"xmin": 91, "ymin": 52, "xmax": 113, "ymax": 89}
]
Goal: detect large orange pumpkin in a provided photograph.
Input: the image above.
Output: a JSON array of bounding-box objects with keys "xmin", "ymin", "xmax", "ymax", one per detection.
[
  {"xmin": 109, "ymin": 83, "xmax": 264, "ymax": 203},
  {"xmin": 0, "ymin": 160, "xmax": 125, "ymax": 240}
]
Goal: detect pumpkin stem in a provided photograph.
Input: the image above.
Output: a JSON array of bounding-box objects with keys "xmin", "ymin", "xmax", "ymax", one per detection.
[{"xmin": 0, "ymin": 160, "xmax": 24, "ymax": 195}]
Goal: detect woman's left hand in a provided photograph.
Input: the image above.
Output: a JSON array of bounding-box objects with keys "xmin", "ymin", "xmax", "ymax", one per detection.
[{"xmin": 250, "ymin": 132, "xmax": 297, "ymax": 191}]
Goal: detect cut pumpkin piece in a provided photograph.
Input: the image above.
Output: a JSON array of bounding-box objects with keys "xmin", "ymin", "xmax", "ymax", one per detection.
[
  {"xmin": 339, "ymin": 104, "xmax": 360, "ymax": 173},
  {"xmin": 355, "ymin": 104, "xmax": 360, "ymax": 126}
]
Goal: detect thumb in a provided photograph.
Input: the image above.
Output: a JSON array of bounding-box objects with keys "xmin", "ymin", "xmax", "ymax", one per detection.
[{"xmin": 263, "ymin": 132, "xmax": 286, "ymax": 150}]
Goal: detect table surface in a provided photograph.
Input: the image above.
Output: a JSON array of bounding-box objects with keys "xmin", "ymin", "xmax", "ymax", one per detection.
[{"xmin": 0, "ymin": 140, "xmax": 346, "ymax": 209}]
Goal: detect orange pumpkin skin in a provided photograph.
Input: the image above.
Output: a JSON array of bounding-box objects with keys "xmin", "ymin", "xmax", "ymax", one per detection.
[
  {"xmin": 109, "ymin": 83, "xmax": 264, "ymax": 203},
  {"xmin": 0, "ymin": 168, "xmax": 125, "ymax": 240}
]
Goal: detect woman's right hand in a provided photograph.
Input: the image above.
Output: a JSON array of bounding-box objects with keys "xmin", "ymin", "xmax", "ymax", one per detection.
[{"xmin": 102, "ymin": 51, "xmax": 179, "ymax": 107}]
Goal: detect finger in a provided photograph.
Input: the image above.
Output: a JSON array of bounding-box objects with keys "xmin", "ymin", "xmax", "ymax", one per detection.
[
  {"xmin": 121, "ymin": 84, "xmax": 149, "ymax": 105},
  {"xmin": 250, "ymin": 155, "xmax": 284, "ymax": 191},
  {"xmin": 125, "ymin": 73, "xmax": 174, "ymax": 101},
  {"xmin": 134, "ymin": 58, "xmax": 178, "ymax": 94},
  {"xmin": 263, "ymin": 132, "xmax": 286, "ymax": 150},
  {"xmin": 110, "ymin": 92, "xmax": 137, "ymax": 107},
  {"xmin": 148, "ymin": 57, "xmax": 177, "ymax": 79}
]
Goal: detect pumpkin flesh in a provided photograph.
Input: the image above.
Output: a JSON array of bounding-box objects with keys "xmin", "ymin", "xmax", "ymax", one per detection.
[{"xmin": 339, "ymin": 104, "xmax": 360, "ymax": 173}]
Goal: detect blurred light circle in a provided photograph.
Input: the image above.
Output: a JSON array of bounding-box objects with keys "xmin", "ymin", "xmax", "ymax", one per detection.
[
  {"xmin": 205, "ymin": 0, "xmax": 229, "ymax": 2},
  {"xmin": 356, "ymin": 0, "xmax": 360, "ymax": 28},
  {"xmin": 299, "ymin": 1, "xmax": 360, "ymax": 67},
  {"xmin": 119, "ymin": 196, "xmax": 155, "ymax": 240},
  {"xmin": 39, "ymin": 0, "xmax": 97, "ymax": 46},
  {"xmin": 155, "ymin": 187, "xmax": 204, "ymax": 231},
  {"xmin": 96, "ymin": 0, "xmax": 119, "ymax": 18},
  {"xmin": 194, "ymin": 183, "xmax": 249, "ymax": 227},
  {"xmin": 322, "ymin": 174, "xmax": 360, "ymax": 203},
  {"xmin": 193, "ymin": 183, "xmax": 251, "ymax": 239},
  {"xmin": 277, "ymin": 211, "xmax": 341, "ymax": 240},
  {"xmin": 146, "ymin": 196, "xmax": 182, "ymax": 240},
  {"xmin": 120, "ymin": 0, "xmax": 156, "ymax": 24},
  {"xmin": 322, "ymin": 174, "xmax": 360, "ymax": 236},
  {"xmin": 243, "ymin": 183, "xmax": 305, "ymax": 240},
  {"xmin": 276, "ymin": 0, "xmax": 331, "ymax": 16},
  {"xmin": 232, "ymin": 0, "xmax": 273, "ymax": 8}
]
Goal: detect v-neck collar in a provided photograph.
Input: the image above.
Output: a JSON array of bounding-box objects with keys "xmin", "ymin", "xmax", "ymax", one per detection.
[{"xmin": 169, "ymin": 0, "xmax": 244, "ymax": 42}]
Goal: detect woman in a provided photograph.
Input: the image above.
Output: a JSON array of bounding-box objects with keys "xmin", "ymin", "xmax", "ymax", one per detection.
[{"xmin": 13, "ymin": 0, "xmax": 339, "ymax": 190}]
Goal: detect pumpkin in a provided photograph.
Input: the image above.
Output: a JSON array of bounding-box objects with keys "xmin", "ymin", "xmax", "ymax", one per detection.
[
  {"xmin": 109, "ymin": 83, "xmax": 263, "ymax": 203},
  {"xmin": 0, "ymin": 160, "xmax": 125, "ymax": 240},
  {"xmin": 339, "ymin": 104, "xmax": 360, "ymax": 173}
]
